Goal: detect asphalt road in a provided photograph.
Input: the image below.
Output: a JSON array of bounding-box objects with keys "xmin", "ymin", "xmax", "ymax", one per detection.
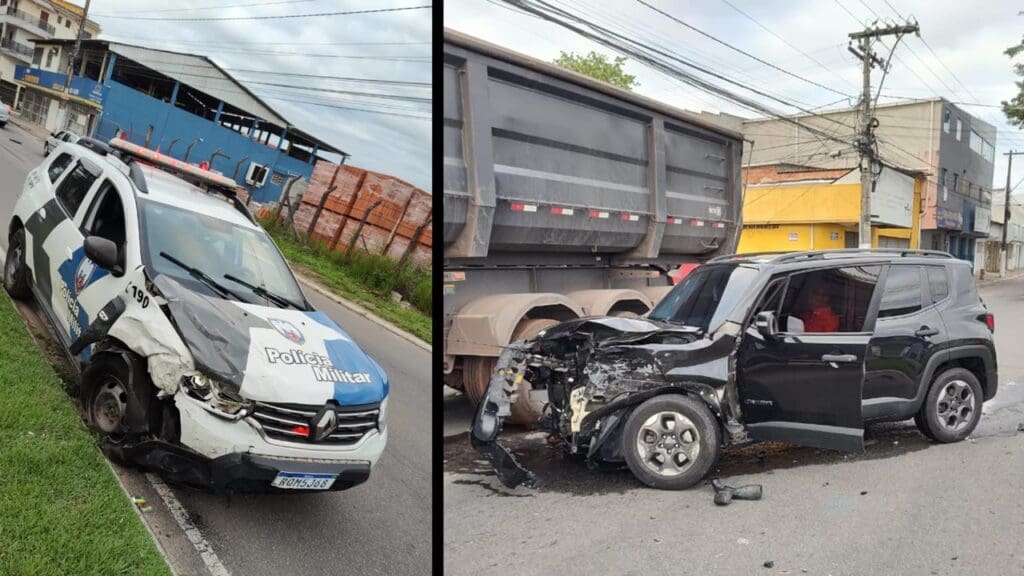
[
  {"xmin": 444, "ymin": 275, "xmax": 1024, "ymax": 576},
  {"xmin": 0, "ymin": 123, "xmax": 432, "ymax": 576}
]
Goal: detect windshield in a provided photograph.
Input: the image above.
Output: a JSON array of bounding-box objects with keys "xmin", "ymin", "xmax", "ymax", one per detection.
[
  {"xmin": 647, "ymin": 264, "xmax": 758, "ymax": 332},
  {"xmin": 139, "ymin": 199, "xmax": 304, "ymax": 306}
]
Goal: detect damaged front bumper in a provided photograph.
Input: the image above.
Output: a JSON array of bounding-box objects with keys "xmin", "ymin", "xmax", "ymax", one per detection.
[
  {"xmin": 105, "ymin": 441, "xmax": 371, "ymax": 492},
  {"xmin": 470, "ymin": 343, "xmax": 537, "ymax": 489}
]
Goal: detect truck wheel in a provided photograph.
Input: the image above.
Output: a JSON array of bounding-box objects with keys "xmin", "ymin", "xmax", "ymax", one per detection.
[
  {"xmin": 621, "ymin": 394, "xmax": 720, "ymax": 490},
  {"xmin": 507, "ymin": 318, "xmax": 559, "ymax": 427},
  {"xmin": 915, "ymin": 367, "xmax": 983, "ymax": 443},
  {"xmin": 462, "ymin": 356, "xmax": 494, "ymax": 407},
  {"xmin": 4, "ymin": 227, "xmax": 32, "ymax": 300}
]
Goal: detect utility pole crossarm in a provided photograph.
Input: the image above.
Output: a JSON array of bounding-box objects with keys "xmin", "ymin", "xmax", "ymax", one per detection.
[{"xmin": 848, "ymin": 24, "xmax": 920, "ymax": 40}]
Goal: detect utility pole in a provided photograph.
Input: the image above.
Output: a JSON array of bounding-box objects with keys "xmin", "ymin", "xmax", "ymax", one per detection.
[
  {"xmin": 60, "ymin": 0, "xmax": 92, "ymax": 130},
  {"xmin": 848, "ymin": 22, "xmax": 919, "ymax": 248},
  {"xmin": 1001, "ymin": 151, "xmax": 1024, "ymax": 275}
]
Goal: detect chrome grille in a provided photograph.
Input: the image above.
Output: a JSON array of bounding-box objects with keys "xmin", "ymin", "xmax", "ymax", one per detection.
[{"xmin": 250, "ymin": 401, "xmax": 379, "ymax": 446}]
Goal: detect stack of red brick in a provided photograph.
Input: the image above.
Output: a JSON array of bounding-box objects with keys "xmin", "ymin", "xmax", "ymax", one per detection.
[{"xmin": 289, "ymin": 161, "xmax": 432, "ymax": 268}]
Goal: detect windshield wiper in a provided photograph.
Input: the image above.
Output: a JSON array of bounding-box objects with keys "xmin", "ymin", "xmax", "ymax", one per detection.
[
  {"xmin": 159, "ymin": 252, "xmax": 244, "ymax": 301},
  {"xmin": 223, "ymin": 273, "xmax": 304, "ymax": 310}
]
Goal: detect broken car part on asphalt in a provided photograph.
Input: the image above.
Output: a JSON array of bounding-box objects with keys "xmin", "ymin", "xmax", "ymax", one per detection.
[{"xmin": 710, "ymin": 478, "xmax": 763, "ymax": 505}]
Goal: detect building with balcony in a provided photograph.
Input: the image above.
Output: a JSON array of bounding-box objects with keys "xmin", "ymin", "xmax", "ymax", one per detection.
[
  {"xmin": 0, "ymin": 0, "xmax": 98, "ymax": 105},
  {"xmin": 19, "ymin": 38, "xmax": 345, "ymax": 204},
  {"xmin": 741, "ymin": 98, "xmax": 997, "ymax": 262}
]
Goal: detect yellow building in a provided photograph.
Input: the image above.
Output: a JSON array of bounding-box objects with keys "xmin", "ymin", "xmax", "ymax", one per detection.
[{"xmin": 737, "ymin": 164, "xmax": 923, "ymax": 253}]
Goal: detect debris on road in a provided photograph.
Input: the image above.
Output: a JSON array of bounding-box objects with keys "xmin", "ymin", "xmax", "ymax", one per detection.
[
  {"xmin": 763, "ymin": 560, "xmax": 775, "ymax": 568},
  {"xmin": 132, "ymin": 496, "xmax": 152, "ymax": 513},
  {"xmin": 711, "ymin": 478, "xmax": 763, "ymax": 505}
]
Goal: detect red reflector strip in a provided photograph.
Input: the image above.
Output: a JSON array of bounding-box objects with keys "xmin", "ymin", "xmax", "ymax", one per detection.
[
  {"xmin": 550, "ymin": 206, "xmax": 574, "ymax": 216},
  {"xmin": 667, "ymin": 216, "xmax": 683, "ymax": 224},
  {"xmin": 711, "ymin": 221, "xmax": 726, "ymax": 228},
  {"xmin": 691, "ymin": 219, "xmax": 705, "ymax": 227},
  {"xmin": 510, "ymin": 202, "xmax": 538, "ymax": 212},
  {"xmin": 589, "ymin": 210, "xmax": 610, "ymax": 219},
  {"xmin": 292, "ymin": 425, "xmax": 310, "ymax": 437},
  {"xmin": 621, "ymin": 213, "xmax": 640, "ymax": 222}
]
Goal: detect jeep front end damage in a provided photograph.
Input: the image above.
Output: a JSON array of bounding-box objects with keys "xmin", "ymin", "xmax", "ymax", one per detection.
[{"xmin": 471, "ymin": 316, "xmax": 746, "ymax": 489}]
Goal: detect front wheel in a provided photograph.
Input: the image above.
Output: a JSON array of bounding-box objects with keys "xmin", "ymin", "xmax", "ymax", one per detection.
[
  {"xmin": 621, "ymin": 394, "xmax": 721, "ymax": 490},
  {"xmin": 4, "ymin": 227, "xmax": 32, "ymax": 300},
  {"xmin": 915, "ymin": 367, "xmax": 983, "ymax": 443}
]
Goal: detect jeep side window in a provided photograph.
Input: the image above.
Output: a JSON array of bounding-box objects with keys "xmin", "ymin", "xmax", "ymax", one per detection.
[
  {"xmin": 925, "ymin": 266, "xmax": 949, "ymax": 304},
  {"xmin": 47, "ymin": 152, "xmax": 73, "ymax": 183},
  {"xmin": 778, "ymin": 266, "xmax": 881, "ymax": 333},
  {"xmin": 878, "ymin": 265, "xmax": 924, "ymax": 318},
  {"xmin": 54, "ymin": 161, "xmax": 98, "ymax": 218},
  {"xmin": 82, "ymin": 180, "xmax": 126, "ymax": 247}
]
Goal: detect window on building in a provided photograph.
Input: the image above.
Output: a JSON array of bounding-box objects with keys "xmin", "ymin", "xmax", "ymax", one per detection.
[
  {"xmin": 778, "ymin": 266, "xmax": 881, "ymax": 333},
  {"xmin": 943, "ymin": 109, "xmax": 951, "ymax": 133},
  {"xmin": 45, "ymin": 49, "xmax": 54, "ymax": 69},
  {"xmin": 956, "ymin": 118, "xmax": 963, "ymax": 140},
  {"xmin": 55, "ymin": 162, "xmax": 99, "ymax": 218},
  {"xmin": 31, "ymin": 47, "xmax": 42, "ymax": 67},
  {"xmin": 878, "ymin": 265, "xmax": 923, "ymax": 318},
  {"xmin": 57, "ymin": 15, "xmax": 61, "ymax": 24},
  {"xmin": 271, "ymin": 172, "xmax": 286, "ymax": 186},
  {"xmin": 983, "ymin": 140, "xmax": 995, "ymax": 163},
  {"xmin": 39, "ymin": 11, "xmax": 48, "ymax": 24},
  {"xmin": 953, "ymin": 172, "xmax": 959, "ymax": 193}
]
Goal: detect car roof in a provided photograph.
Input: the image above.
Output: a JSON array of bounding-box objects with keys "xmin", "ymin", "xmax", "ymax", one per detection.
[
  {"xmin": 133, "ymin": 163, "xmax": 259, "ymax": 230},
  {"xmin": 709, "ymin": 248, "xmax": 959, "ymax": 267}
]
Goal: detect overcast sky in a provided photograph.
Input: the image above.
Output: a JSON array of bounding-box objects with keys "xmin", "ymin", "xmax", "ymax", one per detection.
[
  {"xmin": 90, "ymin": 0, "xmax": 431, "ymax": 191},
  {"xmin": 446, "ymin": 0, "xmax": 1024, "ymax": 197}
]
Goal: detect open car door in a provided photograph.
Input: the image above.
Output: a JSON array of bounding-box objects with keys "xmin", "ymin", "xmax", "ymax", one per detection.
[{"xmin": 736, "ymin": 264, "xmax": 883, "ymax": 452}]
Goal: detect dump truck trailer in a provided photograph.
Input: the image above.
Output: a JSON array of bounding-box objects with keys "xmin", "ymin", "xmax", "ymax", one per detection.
[{"xmin": 443, "ymin": 29, "xmax": 745, "ymax": 424}]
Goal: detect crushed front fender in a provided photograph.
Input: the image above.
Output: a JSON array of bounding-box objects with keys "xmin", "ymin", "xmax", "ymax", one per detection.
[{"xmin": 470, "ymin": 343, "xmax": 537, "ymax": 489}]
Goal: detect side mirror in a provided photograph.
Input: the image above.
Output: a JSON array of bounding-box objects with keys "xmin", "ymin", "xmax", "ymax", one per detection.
[
  {"xmin": 84, "ymin": 236, "xmax": 123, "ymax": 277},
  {"xmin": 753, "ymin": 310, "xmax": 777, "ymax": 339}
]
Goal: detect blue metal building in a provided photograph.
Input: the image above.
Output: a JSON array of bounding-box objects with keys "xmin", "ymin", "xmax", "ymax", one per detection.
[{"xmin": 23, "ymin": 38, "xmax": 346, "ymax": 203}]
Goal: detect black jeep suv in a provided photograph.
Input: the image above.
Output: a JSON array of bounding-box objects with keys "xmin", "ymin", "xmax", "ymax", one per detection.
[{"xmin": 472, "ymin": 249, "xmax": 997, "ymax": 490}]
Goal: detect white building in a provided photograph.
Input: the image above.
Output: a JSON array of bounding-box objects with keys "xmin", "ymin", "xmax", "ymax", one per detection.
[
  {"xmin": 0, "ymin": 0, "xmax": 99, "ymax": 106},
  {"xmin": 980, "ymin": 190, "xmax": 1024, "ymax": 275}
]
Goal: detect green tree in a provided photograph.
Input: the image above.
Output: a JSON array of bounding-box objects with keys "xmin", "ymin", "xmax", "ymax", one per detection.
[
  {"xmin": 552, "ymin": 51, "xmax": 639, "ymax": 91},
  {"xmin": 1003, "ymin": 38, "xmax": 1024, "ymax": 127}
]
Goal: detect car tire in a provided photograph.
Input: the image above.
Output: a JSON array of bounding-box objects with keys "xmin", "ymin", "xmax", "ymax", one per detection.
[
  {"xmin": 43, "ymin": 143, "xmax": 49, "ymax": 156},
  {"xmin": 4, "ymin": 227, "xmax": 32, "ymax": 300},
  {"xmin": 621, "ymin": 393, "xmax": 720, "ymax": 490},
  {"xmin": 915, "ymin": 367, "xmax": 983, "ymax": 443}
]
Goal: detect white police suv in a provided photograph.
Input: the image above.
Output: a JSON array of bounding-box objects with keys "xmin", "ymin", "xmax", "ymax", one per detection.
[{"xmin": 4, "ymin": 137, "xmax": 388, "ymax": 491}]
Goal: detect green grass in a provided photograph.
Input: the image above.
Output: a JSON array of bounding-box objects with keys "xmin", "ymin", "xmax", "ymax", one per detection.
[
  {"xmin": 261, "ymin": 216, "xmax": 432, "ymax": 344},
  {"xmin": 0, "ymin": 293, "xmax": 171, "ymax": 576}
]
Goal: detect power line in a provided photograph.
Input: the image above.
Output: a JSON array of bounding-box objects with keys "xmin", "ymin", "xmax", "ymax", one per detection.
[
  {"xmin": 718, "ymin": 0, "xmax": 859, "ymax": 92},
  {"xmin": 95, "ymin": 5, "xmax": 431, "ymax": 22},
  {"xmin": 498, "ymin": 0, "xmax": 859, "ymax": 147},
  {"xmin": 91, "ymin": 0, "xmax": 320, "ymax": 15},
  {"xmin": 635, "ymin": 0, "xmax": 855, "ymax": 99},
  {"xmin": 227, "ymin": 68, "xmax": 430, "ymax": 87},
  {"xmin": 100, "ymin": 35, "xmax": 431, "ymax": 47}
]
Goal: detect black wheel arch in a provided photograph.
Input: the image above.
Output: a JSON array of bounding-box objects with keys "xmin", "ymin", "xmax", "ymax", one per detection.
[
  {"xmin": 914, "ymin": 345, "xmax": 997, "ymax": 411},
  {"xmin": 580, "ymin": 382, "xmax": 727, "ymax": 461}
]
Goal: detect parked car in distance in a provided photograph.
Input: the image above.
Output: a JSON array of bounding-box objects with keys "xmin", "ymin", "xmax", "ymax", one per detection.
[
  {"xmin": 44, "ymin": 129, "xmax": 80, "ymax": 156},
  {"xmin": 473, "ymin": 249, "xmax": 997, "ymax": 490},
  {"xmin": 0, "ymin": 99, "xmax": 9, "ymax": 128}
]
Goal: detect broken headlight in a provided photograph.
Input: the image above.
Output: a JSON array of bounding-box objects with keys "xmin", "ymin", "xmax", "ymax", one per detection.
[
  {"xmin": 377, "ymin": 396, "xmax": 388, "ymax": 433},
  {"xmin": 182, "ymin": 374, "xmax": 253, "ymax": 420}
]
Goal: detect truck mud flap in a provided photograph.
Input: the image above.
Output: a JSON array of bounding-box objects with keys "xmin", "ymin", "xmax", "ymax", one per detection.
[{"xmin": 470, "ymin": 344, "xmax": 537, "ymax": 489}]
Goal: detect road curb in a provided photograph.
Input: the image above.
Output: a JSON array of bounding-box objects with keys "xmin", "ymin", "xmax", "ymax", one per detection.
[{"xmin": 293, "ymin": 269, "xmax": 431, "ymax": 353}]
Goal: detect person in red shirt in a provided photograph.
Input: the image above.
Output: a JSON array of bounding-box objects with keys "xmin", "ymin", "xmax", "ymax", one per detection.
[{"xmin": 800, "ymin": 285, "xmax": 840, "ymax": 333}]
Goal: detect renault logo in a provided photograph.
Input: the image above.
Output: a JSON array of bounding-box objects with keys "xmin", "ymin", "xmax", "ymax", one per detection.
[{"xmin": 312, "ymin": 408, "xmax": 337, "ymax": 441}]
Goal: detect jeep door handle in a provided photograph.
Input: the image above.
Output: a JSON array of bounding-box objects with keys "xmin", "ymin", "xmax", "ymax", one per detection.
[
  {"xmin": 821, "ymin": 353, "xmax": 857, "ymax": 363},
  {"xmin": 914, "ymin": 326, "xmax": 939, "ymax": 337}
]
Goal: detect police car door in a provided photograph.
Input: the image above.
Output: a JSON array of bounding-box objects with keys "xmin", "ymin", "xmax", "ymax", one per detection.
[
  {"xmin": 43, "ymin": 156, "xmax": 104, "ymax": 348},
  {"xmin": 73, "ymin": 178, "xmax": 133, "ymax": 358}
]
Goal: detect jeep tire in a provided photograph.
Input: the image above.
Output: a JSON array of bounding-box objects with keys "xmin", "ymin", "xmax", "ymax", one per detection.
[
  {"xmin": 4, "ymin": 227, "xmax": 31, "ymax": 300},
  {"xmin": 621, "ymin": 394, "xmax": 720, "ymax": 490},
  {"xmin": 915, "ymin": 367, "xmax": 983, "ymax": 443}
]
